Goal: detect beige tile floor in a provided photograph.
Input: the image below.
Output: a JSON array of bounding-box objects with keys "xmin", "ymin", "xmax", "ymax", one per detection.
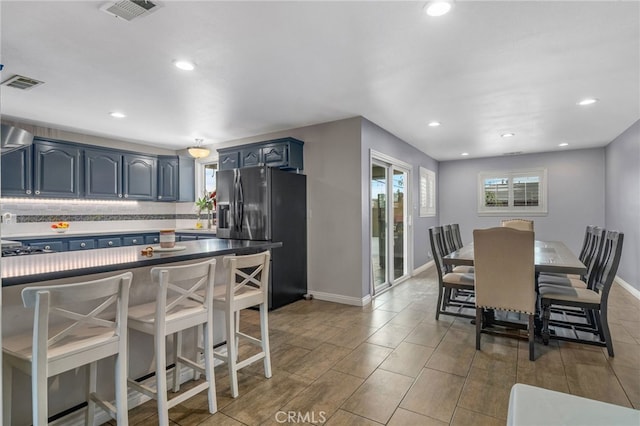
[{"xmin": 106, "ymin": 267, "xmax": 640, "ymax": 425}]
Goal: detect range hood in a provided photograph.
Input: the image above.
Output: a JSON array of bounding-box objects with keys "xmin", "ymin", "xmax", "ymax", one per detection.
[{"xmin": 1, "ymin": 124, "xmax": 34, "ymax": 153}]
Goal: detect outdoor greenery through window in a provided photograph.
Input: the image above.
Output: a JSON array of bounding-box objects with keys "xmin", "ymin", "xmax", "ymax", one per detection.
[
  {"xmin": 204, "ymin": 163, "xmax": 217, "ymax": 194},
  {"xmin": 478, "ymin": 168, "xmax": 547, "ymax": 215}
]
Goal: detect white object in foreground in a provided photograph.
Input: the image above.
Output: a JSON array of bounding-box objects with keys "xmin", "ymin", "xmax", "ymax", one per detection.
[{"xmin": 507, "ymin": 383, "xmax": 639, "ymax": 426}]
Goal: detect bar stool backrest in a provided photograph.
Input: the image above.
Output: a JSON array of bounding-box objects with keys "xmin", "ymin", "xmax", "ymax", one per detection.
[{"xmin": 224, "ymin": 251, "xmax": 271, "ymax": 311}]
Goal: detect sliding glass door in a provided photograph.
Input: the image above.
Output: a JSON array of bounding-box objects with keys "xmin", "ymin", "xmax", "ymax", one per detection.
[{"xmin": 371, "ymin": 153, "xmax": 411, "ymax": 294}]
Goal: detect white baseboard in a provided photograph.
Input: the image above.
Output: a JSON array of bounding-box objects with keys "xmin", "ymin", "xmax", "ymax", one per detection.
[
  {"xmin": 413, "ymin": 260, "xmax": 434, "ymax": 275},
  {"xmin": 615, "ymin": 275, "xmax": 640, "ymax": 301},
  {"xmin": 308, "ymin": 290, "xmax": 371, "ymax": 307}
]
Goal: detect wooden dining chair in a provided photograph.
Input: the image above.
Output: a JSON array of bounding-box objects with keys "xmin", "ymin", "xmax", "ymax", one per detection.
[
  {"xmin": 540, "ymin": 230, "xmax": 624, "ymax": 356},
  {"xmin": 3, "ymin": 272, "xmax": 132, "ymax": 425},
  {"xmin": 473, "ymin": 227, "xmax": 536, "ymax": 361},
  {"xmin": 429, "ymin": 226, "xmax": 475, "ymax": 320},
  {"xmin": 501, "ymin": 219, "xmax": 534, "ymax": 231},
  {"xmin": 451, "ymin": 223, "xmax": 464, "ymax": 249}
]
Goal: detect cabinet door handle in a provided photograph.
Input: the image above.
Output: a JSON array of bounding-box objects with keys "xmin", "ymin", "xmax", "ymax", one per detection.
[
  {"xmin": 132, "ymin": 239, "xmax": 137, "ymax": 244},
  {"xmin": 108, "ymin": 241, "xmax": 114, "ymax": 246},
  {"xmin": 124, "ymin": 194, "xmax": 129, "ymax": 198},
  {"xmin": 158, "ymin": 196, "xmax": 162, "ymax": 199},
  {"xmin": 118, "ymin": 194, "xmax": 123, "ymax": 198},
  {"xmin": 154, "ymin": 238, "xmax": 159, "ymax": 243},
  {"xmin": 44, "ymin": 245, "xmax": 51, "ymax": 250},
  {"xmin": 35, "ymin": 190, "xmax": 41, "ymax": 195},
  {"xmin": 80, "ymin": 242, "xmax": 86, "ymax": 248},
  {"xmin": 26, "ymin": 190, "xmax": 32, "ymax": 195}
]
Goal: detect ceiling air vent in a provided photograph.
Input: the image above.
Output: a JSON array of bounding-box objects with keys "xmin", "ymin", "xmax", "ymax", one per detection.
[
  {"xmin": 1, "ymin": 75, "xmax": 44, "ymax": 90},
  {"xmin": 503, "ymin": 151, "xmax": 524, "ymax": 156},
  {"xmin": 100, "ymin": 0, "xmax": 160, "ymax": 21}
]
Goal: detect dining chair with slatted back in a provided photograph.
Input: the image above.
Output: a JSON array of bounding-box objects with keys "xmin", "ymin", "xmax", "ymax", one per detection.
[
  {"xmin": 127, "ymin": 258, "xmax": 217, "ymax": 426},
  {"xmin": 451, "ymin": 223, "xmax": 464, "ymax": 250},
  {"xmin": 538, "ymin": 226, "xmax": 605, "ymax": 289},
  {"xmin": 501, "ymin": 219, "xmax": 534, "ymax": 231},
  {"xmin": 442, "ymin": 224, "xmax": 457, "ymax": 254},
  {"xmin": 540, "ymin": 230, "xmax": 624, "ymax": 356},
  {"xmin": 3, "ymin": 272, "xmax": 132, "ymax": 426},
  {"xmin": 473, "ymin": 227, "xmax": 536, "ymax": 361},
  {"xmin": 429, "ymin": 226, "xmax": 475, "ymax": 320}
]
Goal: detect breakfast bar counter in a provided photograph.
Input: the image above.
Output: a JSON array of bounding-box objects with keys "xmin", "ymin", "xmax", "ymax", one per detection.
[
  {"xmin": 1, "ymin": 237, "xmax": 282, "ymax": 424},
  {"xmin": 1, "ymin": 238, "xmax": 281, "ymax": 286}
]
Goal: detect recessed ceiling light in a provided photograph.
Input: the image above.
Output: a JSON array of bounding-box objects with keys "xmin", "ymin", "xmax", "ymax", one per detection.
[
  {"xmin": 501, "ymin": 132, "xmax": 515, "ymax": 138},
  {"xmin": 577, "ymin": 98, "xmax": 598, "ymax": 106},
  {"xmin": 109, "ymin": 112, "xmax": 126, "ymax": 118},
  {"xmin": 174, "ymin": 60, "xmax": 195, "ymax": 71},
  {"xmin": 461, "ymin": 152, "xmax": 469, "ymax": 156},
  {"xmin": 424, "ymin": 1, "xmax": 453, "ymax": 17},
  {"xmin": 558, "ymin": 142, "xmax": 569, "ymax": 147},
  {"xmin": 428, "ymin": 121, "xmax": 441, "ymax": 127}
]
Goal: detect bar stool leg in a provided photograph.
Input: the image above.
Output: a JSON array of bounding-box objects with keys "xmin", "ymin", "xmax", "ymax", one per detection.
[
  {"xmin": 226, "ymin": 309, "xmax": 239, "ymax": 398},
  {"xmin": 3, "ymin": 361, "xmax": 12, "ymax": 425},
  {"xmin": 33, "ymin": 355, "xmax": 48, "ymax": 425},
  {"xmin": 173, "ymin": 331, "xmax": 182, "ymax": 392},
  {"xmin": 155, "ymin": 334, "xmax": 169, "ymax": 426},
  {"xmin": 86, "ymin": 361, "xmax": 98, "ymax": 424},
  {"xmin": 204, "ymin": 321, "xmax": 217, "ymax": 413},
  {"xmin": 260, "ymin": 304, "xmax": 272, "ymax": 378},
  {"xmin": 115, "ymin": 351, "xmax": 129, "ymax": 426}
]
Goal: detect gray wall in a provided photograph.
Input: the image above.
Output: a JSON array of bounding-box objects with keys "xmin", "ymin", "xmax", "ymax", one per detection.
[
  {"xmin": 215, "ymin": 117, "xmax": 365, "ymax": 302},
  {"xmin": 361, "ymin": 119, "xmax": 440, "ymax": 296},
  {"xmin": 439, "ymin": 148, "xmax": 606, "ymax": 256},
  {"xmin": 605, "ymin": 119, "xmax": 640, "ymax": 291}
]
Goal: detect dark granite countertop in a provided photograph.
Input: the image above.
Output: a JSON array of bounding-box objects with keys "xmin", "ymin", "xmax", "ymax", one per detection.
[{"xmin": 1, "ymin": 238, "xmax": 281, "ymax": 287}]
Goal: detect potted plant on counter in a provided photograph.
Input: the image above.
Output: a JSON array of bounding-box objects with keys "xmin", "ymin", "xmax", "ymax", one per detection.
[{"xmin": 195, "ymin": 190, "xmax": 216, "ymax": 229}]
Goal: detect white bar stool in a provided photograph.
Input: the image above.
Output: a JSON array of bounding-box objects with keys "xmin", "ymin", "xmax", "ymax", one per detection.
[
  {"xmin": 126, "ymin": 258, "xmax": 216, "ymax": 426},
  {"xmin": 213, "ymin": 251, "xmax": 272, "ymax": 398},
  {"xmin": 2, "ymin": 272, "xmax": 133, "ymax": 426}
]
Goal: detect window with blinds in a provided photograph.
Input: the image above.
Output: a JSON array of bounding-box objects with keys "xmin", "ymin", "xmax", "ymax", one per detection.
[{"xmin": 478, "ymin": 168, "xmax": 547, "ymax": 215}]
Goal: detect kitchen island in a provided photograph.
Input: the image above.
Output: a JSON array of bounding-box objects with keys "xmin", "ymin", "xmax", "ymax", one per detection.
[
  {"xmin": 2, "ymin": 237, "xmax": 279, "ymax": 286},
  {"xmin": 1, "ymin": 238, "xmax": 281, "ymax": 425}
]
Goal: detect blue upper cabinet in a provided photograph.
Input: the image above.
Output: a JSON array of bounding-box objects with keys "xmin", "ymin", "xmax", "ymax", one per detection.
[
  {"xmin": 219, "ymin": 150, "xmax": 240, "ymax": 170},
  {"xmin": 85, "ymin": 148, "xmax": 123, "ymax": 199},
  {"xmin": 1, "ymin": 138, "xmax": 194, "ymax": 201},
  {"xmin": 158, "ymin": 156, "xmax": 179, "ymax": 201},
  {"xmin": 1, "ymin": 145, "xmax": 33, "ymax": 196},
  {"xmin": 158, "ymin": 156, "xmax": 195, "ymax": 202},
  {"xmin": 123, "ymin": 154, "xmax": 157, "ymax": 200},
  {"xmin": 218, "ymin": 137, "xmax": 303, "ymax": 171},
  {"xmin": 33, "ymin": 140, "xmax": 82, "ymax": 198}
]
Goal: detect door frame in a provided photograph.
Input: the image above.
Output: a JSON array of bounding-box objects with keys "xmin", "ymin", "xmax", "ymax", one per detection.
[{"xmin": 369, "ymin": 149, "xmax": 413, "ymax": 296}]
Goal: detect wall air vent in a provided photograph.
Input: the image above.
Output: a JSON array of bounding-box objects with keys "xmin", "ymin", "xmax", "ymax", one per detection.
[
  {"xmin": 100, "ymin": 0, "xmax": 160, "ymax": 21},
  {"xmin": 1, "ymin": 75, "xmax": 44, "ymax": 90}
]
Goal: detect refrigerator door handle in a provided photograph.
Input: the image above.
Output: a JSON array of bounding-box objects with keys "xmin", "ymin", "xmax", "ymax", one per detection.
[{"xmin": 237, "ymin": 172, "xmax": 244, "ymax": 232}]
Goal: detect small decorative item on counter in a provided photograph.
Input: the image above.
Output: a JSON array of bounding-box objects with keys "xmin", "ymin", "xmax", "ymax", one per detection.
[
  {"xmin": 140, "ymin": 246, "xmax": 154, "ymax": 256},
  {"xmin": 159, "ymin": 230, "xmax": 176, "ymax": 248},
  {"xmin": 51, "ymin": 222, "xmax": 70, "ymax": 233}
]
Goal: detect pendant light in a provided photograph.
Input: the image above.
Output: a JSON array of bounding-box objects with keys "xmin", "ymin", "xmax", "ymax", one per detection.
[{"xmin": 188, "ymin": 138, "xmax": 210, "ymax": 159}]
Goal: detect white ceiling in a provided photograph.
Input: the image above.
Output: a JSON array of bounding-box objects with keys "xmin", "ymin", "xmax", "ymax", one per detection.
[{"xmin": 1, "ymin": 1, "xmax": 638, "ymax": 161}]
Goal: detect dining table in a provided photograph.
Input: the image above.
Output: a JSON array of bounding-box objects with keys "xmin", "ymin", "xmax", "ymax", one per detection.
[
  {"xmin": 443, "ymin": 240, "xmax": 587, "ymax": 276},
  {"xmin": 442, "ymin": 240, "xmax": 587, "ymax": 331}
]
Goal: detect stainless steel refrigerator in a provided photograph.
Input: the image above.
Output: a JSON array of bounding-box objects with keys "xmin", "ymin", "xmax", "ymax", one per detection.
[{"xmin": 216, "ymin": 165, "xmax": 307, "ymax": 309}]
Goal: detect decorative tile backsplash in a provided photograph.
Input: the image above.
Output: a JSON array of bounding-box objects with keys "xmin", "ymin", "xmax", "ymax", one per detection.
[{"xmin": 17, "ymin": 214, "xmax": 199, "ymax": 223}]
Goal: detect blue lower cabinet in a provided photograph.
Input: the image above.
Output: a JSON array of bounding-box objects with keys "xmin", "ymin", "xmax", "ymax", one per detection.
[
  {"xmin": 145, "ymin": 235, "xmax": 160, "ymax": 245},
  {"xmin": 123, "ymin": 236, "xmax": 145, "ymax": 246},
  {"xmin": 97, "ymin": 237, "xmax": 122, "ymax": 248},
  {"xmin": 69, "ymin": 239, "xmax": 96, "ymax": 251},
  {"xmin": 28, "ymin": 241, "xmax": 65, "ymax": 251}
]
